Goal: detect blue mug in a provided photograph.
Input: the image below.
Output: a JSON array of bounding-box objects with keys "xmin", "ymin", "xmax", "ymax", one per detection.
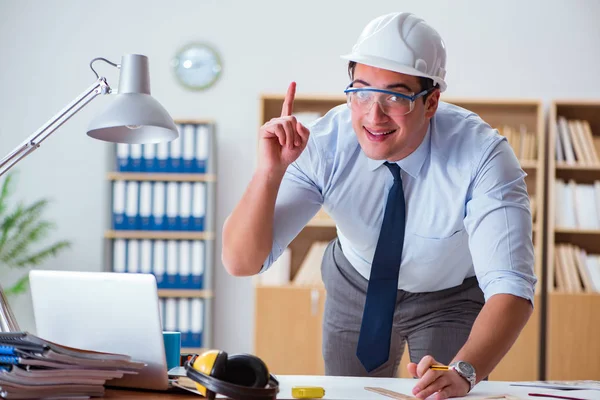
[{"xmin": 162, "ymin": 331, "xmax": 181, "ymax": 370}]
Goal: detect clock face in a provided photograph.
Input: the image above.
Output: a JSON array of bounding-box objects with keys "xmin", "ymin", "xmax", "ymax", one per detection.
[{"xmin": 172, "ymin": 43, "xmax": 222, "ymax": 90}]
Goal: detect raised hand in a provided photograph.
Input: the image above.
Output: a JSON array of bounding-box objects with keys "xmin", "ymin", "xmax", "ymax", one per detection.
[{"xmin": 257, "ymin": 82, "xmax": 310, "ymax": 174}]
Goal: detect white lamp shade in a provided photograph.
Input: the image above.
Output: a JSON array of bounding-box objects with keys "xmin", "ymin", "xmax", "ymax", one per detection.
[{"xmin": 86, "ymin": 93, "xmax": 178, "ymax": 144}]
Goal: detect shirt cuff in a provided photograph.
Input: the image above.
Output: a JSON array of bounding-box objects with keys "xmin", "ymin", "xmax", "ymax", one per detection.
[{"xmin": 479, "ymin": 269, "xmax": 537, "ymax": 306}]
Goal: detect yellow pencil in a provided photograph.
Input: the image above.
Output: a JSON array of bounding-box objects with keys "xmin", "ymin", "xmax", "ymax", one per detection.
[{"xmin": 429, "ymin": 364, "xmax": 450, "ymax": 371}]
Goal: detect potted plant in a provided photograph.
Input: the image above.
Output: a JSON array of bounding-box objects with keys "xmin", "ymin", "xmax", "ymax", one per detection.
[{"xmin": 0, "ymin": 171, "xmax": 71, "ymax": 296}]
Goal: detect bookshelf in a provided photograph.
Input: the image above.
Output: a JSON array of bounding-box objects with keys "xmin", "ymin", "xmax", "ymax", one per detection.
[
  {"xmin": 104, "ymin": 119, "xmax": 216, "ymax": 354},
  {"xmin": 254, "ymin": 95, "xmax": 546, "ymax": 380},
  {"xmin": 546, "ymin": 100, "xmax": 600, "ymax": 380}
]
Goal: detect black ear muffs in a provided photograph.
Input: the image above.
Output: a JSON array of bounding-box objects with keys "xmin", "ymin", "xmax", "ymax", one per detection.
[{"xmin": 184, "ymin": 350, "xmax": 279, "ymax": 400}]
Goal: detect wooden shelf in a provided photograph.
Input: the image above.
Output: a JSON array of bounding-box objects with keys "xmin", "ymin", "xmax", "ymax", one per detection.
[
  {"xmin": 555, "ymin": 164, "xmax": 600, "ymax": 183},
  {"xmin": 555, "ymin": 227, "xmax": 600, "ymax": 235},
  {"xmin": 181, "ymin": 347, "xmax": 207, "ymax": 354},
  {"xmin": 158, "ymin": 289, "xmax": 213, "ymax": 298},
  {"xmin": 104, "ymin": 230, "xmax": 214, "ymax": 240},
  {"xmin": 546, "ymin": 100, "xmax": 600, "ymax": 380},
  {"xmin": 107, "ymin": 172, "xmax": 216, "ymax": 182},
  {"xmin": 554, "ymin": 228, "xmax": 600, "ymax": 254},
  {"xmin": 175, "ymin": 118, "xmax": 215, "ymax": 125},
  {"xmin": 556, "ymin": 164, "xmax": 600, "ymax": 170}
]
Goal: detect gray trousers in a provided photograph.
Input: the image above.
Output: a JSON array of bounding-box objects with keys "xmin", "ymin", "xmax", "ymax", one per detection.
[{"xmin": 321, "ymin": 239, "xmax": 485, "ymax": 377}]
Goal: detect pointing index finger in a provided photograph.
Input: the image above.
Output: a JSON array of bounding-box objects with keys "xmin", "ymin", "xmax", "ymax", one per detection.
[{"xmin": 281, "ymin": 82, "xmax": 296, "ymax": 117}]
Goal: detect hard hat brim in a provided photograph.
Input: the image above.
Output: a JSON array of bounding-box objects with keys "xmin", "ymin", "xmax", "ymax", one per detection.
[{"xmin": 340, "ymin": 53, "xmax": 447, "ymax": 92}]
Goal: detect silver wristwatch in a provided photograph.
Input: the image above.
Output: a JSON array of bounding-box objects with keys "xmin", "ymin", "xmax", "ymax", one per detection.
[{"xmin": 449, "ymin": 361, "xmax": 476, "ymax": 392}]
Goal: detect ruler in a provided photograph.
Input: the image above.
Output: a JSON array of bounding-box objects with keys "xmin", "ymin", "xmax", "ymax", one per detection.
[
  {"xmin": 364, "ymin": 387, "xmax": 417, "ymax": 399},
  {"xmin": 364, "ymin": 387, "xmax": 523, "ymax": 400}
]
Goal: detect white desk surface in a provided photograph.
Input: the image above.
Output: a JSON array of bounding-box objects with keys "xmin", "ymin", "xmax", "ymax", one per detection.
[{"xmin": 265, "ymin": 375, "xmax": 599, "ymax": 400}]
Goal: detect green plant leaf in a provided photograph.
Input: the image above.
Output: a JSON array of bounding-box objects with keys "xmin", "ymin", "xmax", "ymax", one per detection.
[
  {"xmin": 2, "ymin": 220, "xmax": 56, "ymax": 266},
  {"xmin": 0, "ymin": 203, "xmax": 26, "ymax": 254},
  {"xmin": 0, "ymin": 171, "xmax": 71, "ymax": 296},
  {"xmin": 3, "ymin": 274, "xmax": 29, "ymax": 296},
  {"xmin": 13, "ymin": 240, "xmax": 71, "ymax": 268}
]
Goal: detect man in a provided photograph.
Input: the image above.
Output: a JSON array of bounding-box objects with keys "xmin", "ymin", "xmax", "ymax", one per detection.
[{"xmin": 222, "ymin": 11, "xmax": 536, "ymax": 400}]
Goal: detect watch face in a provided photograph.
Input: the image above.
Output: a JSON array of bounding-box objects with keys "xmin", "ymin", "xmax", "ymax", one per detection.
[
  {"xmin": 457, "ymin": 361, "xmax": 475, "ymax": 376},
  {"xmin": 172, "ymin": 43, "xmax": 222, "ymax": 90}
]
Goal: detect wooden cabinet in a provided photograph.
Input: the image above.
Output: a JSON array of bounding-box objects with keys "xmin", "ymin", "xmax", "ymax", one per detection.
[
  {"xmin": 254, "ymin": 285, "xmax": 326, "ymax": 375},
  {"xmin": 545, "ymin": 101, "xmax": 600, "ymax": 379}
]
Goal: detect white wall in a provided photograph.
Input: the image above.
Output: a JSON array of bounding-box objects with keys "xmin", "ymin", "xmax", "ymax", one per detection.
[{"xmin": 0, "ymin": 0, "xmax": 599, "ymax": 354}]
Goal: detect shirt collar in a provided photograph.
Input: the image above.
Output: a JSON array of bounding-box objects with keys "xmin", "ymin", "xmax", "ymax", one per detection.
[{"xmin": 366, "ymin": 123, "xmax": 431, "ymax": 178}]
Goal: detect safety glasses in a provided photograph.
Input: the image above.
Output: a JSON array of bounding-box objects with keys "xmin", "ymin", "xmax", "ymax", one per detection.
[{"xmin": 344, "ymin": 85, "xmax": 432, "ymax": 116}]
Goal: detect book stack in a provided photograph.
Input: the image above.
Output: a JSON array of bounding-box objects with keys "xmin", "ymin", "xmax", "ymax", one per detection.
[
  {"xmin": 555, "ymin": 117, "xmax": 600, "ymax": 165},
  {"xmin": 0, "ymin": 332, "xmax": 145, "ymax": 399}
]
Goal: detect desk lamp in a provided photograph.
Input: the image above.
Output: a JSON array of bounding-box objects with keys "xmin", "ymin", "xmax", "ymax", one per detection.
[{"xmin": 0, "ymin": 54, "xmax": 179, "ymax": 332}]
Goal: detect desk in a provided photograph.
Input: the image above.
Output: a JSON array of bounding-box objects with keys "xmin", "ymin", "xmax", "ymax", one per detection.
[
  {"xmin": 103, "ymin": 388, "xmax": 195, "ymax": 398},
  {"xmin": 101, "ymin": 376, "xmax": 599, "ymax": 399}
]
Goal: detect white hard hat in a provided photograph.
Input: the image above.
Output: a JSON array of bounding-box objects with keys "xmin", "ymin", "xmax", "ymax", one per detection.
[{"xmin": 341, "ymin": 12, "xmax": 447, "ymax": 92}]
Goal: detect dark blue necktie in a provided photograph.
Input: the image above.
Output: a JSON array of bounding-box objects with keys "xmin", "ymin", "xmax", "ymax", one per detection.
[{"xmin": 356, "ymin": 162, "xmax": 406, "ymax": 372}]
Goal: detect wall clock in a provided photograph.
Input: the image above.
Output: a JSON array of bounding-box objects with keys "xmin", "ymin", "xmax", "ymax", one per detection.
[{"xmin": 172, "ymin": 42, "xmax": 222, "ymax": 91}]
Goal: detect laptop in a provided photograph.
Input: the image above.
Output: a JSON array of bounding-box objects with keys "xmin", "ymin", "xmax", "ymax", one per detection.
[{"xmin": 29, "ymin": 270, "xmax": 172, "ymax": 391}]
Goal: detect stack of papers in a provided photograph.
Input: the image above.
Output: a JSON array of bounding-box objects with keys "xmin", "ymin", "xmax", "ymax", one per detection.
[{"xmin": 0, "ymin": 332, "xmax": 145, "ymax": 399}]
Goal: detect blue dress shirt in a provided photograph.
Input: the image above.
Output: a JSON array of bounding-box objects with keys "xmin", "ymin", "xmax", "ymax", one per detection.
[{"xmin": 262, "ymin": 101, "xmax": 537, "ymax": 303}]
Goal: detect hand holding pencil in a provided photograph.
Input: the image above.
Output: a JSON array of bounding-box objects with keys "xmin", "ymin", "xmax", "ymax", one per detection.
[{"xmin": 407, "ymin": 355, "xmax": 471, "ymax": 400}]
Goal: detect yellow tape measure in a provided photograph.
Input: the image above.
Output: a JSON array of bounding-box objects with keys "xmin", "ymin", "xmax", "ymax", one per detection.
[{"xmin": 292, "ymin": 386, "xmax": 326, "ymax": 398}]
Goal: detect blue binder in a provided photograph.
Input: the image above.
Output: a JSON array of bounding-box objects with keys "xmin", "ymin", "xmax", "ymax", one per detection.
[
  {"xmin": 168, "ymin": 126, "xmax": 184, "ymax": 173},
  {"xmin": 166, "ymin": 182, "xmax": 180, "ymax": 231},
  {"xmin": 191, "ymin": 182, "xmax": 206, "ymax": 231},
  {"xmin": 151, "ymin": 182, "xmax": 166, "ymax": 231},
  {"xmin": 129, "ymin": 144, "xmax": 143, "ymax": 172},
  {"xmin": 182, "ymin": 125, "xmax": 196, "ymax": 174},
  {"xmin": 116, "ymin": 144, "xmax": 129, "ymax": 172},
  {"xmin": 125, "ymin": 181, "xmax": 140, "ymax": 230},
  {"xmin": 112, "ymin": 181, "xmax": 127, "ymax": 230},
  {"xmin": 194, "ymin": 125, "xmax": 210, "ymax": 174}
]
